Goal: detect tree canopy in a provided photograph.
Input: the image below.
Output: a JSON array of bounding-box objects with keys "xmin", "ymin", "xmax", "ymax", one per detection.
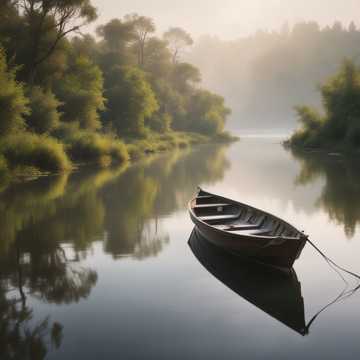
[
  {"xmin": 289, "ymin": 60, "xmax": 360, "ymax": 149},
  {"xmin": 0, "ymin": 7, "xmax": 232, "ymax": 175},
  {"xmin": 164, "ymin": 27, "xmax": 194, "ymax": 64}
]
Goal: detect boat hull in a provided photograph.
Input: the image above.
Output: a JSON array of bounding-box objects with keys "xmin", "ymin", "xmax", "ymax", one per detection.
[{"xmin": 189, "ymin": 190, "xmax": 307, "ymax": 269}]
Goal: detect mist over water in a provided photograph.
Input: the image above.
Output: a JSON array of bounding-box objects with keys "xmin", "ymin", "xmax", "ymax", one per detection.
[
  {"xmin": 2, "ymin": 139, "xmax": 360, "ymax": 359},
  {"xmin": 187, "ymin": 23, "xmax": 360, "ymax": 133}
]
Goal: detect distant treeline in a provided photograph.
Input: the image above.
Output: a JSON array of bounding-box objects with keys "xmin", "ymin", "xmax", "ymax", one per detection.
[
  {"xmin": 188, "ymin": 21, "xmax": 360, "ymax": 131},
  {"xmin": 0, "ymin": 0, "xmax": 232, "ymax": 176}
]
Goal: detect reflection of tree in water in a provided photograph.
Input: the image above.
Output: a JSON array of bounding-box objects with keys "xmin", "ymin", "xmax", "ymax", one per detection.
[
  {"xmin": 0, "ymin": 167, "xmax": 128, "ymax": 358},
  {"xmin": 149, "ymin": 144, "xmax": 231, "ymax": 215},
  {"xmin": 102, "ymin": 144, "xmax": 230, "ymax": 258},
  {"xmin": 0, "ymin": 144, "xmax": 231, "ymax": 356},
  {"xmin": 0, "ymin": 281, "xmax": 63, "ymax": 360},
  {"xmin": 291, "ymin": 149, "xmax": 360, "ymax": 239}
]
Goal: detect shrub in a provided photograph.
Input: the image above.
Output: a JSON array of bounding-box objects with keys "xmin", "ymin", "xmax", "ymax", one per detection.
[
  {"xmin": 346, "ymin": 123, "xmax": 360, "ymax": 148},
  {"xmin": 0, "ymin": 47, "xmax": 29, "ymax": 136},
  {"xmin": 147, "ymin": 113, "xmax": 172, "ymax": 133},
  {"xmin": 0, "ymin": 154, "xmax": 8, "ymax": 177},
  {"xmin": 1, "ymin": 133, "xmax": 71, "ymax": 172},
  {"xmin": 26, "ymin": 86, "xmax": 61, "ymax": 134},
  {"xmin": 51, "ymin": 122, "xmax": 81, "ymax": 141},
  {"xmin": 55, "ymin": 56, "xmax": 105, "ymax": 131},
  {"xmin": 67, "ymin": 131, "xmax": 129, "ymax": 166},
  {"xmin": 109, "ymin": 140, "xmax": 129, "ymax": 163},
  {"xmin": 0, "ymin": 154, "xmax": 9, "ymax": 192},
  {"xmin": 213, "ymin": 131, "xmax": 239, "ymax": 143},
  {"xmin": 103, "ymin": 66, "xmax": 158, "ymax": 137}
]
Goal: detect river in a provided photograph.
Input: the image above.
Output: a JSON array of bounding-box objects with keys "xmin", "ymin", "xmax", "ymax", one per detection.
[{"xmin": 1, "ymin": 137, "xmax": 360, "ymax": 359}]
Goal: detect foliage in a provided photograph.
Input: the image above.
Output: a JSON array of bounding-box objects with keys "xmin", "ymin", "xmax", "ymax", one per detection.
[
  {"xmin": 143, "ymin": 37, "xmax": 173, "ymax": 78},
  {"xmin": 289, "ymin": 60, "xmax": 360, "ymax": 149},
  {"xmin": 178, "ymin": 90, "xmax": 231, "ymax": 136},
  {"xmin": 67, "ymin": 131, "xmax": 129, "ymax": 166},
  {"xmin": 0, "ymin": 8, "xmax": 232, "ymax": 177},
  {"xmin": 26, "ymin": 86, "xmax": 61, "ymax": 134},
  {"xmin": 124, "ymin": 13, "xmax": 156, "ymax": 66},
  {"xmin": 0, "ymin": 47, "xmax": 29, "ymax": 136},
  {"xmin": 103, "ymin": 66, "xmax": 158, "ymax": 137},
  {"xmin": 96, "ymin": 19, "xmax": 135, "ymax": 53},
  {"xmin": 164, "ymin": 27, "xmax": 194, "ymax": 63},
  {"xmin": 126, "ymin": 131, "xmax": 209, "ymax": 159},
  {"xmin": 0, "ymin": 154, "xmax": 9, "ymax": 190},
  {"xmin": 1, "ymin": 133, "xmax": 71, "ymax": 172},
  {"xmin": 171, "ymin": 62, "xmax": 201, "ymax": 93},
  {"xmin": 55, "ymin": 56, "xmax": 105, "ymax": 130},
  {"xmin": 147, "ymin": 113, "xmax": 172, "ymax": 133},
  {"xmin": 18, "ymin": 0, "xmax": 97, "ymax": 82}
]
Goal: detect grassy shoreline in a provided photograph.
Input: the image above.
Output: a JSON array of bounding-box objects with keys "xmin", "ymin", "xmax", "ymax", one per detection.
[
  {"xmin": 0, "ymin": 130, "xmax": 238, "ymax": 187},
  {"xmin": 284, "ymin": 137, "xmax": 360, "ymax": 156}
]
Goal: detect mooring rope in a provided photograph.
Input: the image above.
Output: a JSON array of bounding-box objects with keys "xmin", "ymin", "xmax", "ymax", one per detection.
[
  {"xmin": 306, "ymin": 238, "xmax": 360, "ymax": 281},
  {"xmin": 304, "ymin": 238, "xmax": 360, "ymax": 334}
]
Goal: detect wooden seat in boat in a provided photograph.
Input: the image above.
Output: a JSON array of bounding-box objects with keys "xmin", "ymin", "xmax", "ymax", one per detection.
[
  {"xmin": 194, "ymin": 203, "xmax": 231, "ymax": 209},
  {"xmin": 199, "ymin": 213, "xmax": 241, "ymax": 222},
  {"xmin": 230, "ymin": 227, "xmax": 273, "ymax": 236}
]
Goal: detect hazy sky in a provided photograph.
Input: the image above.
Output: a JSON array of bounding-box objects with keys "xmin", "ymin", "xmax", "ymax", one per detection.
[{"xmin": 89, "ymin": 0, "xmax": 360, "ymax": 39}]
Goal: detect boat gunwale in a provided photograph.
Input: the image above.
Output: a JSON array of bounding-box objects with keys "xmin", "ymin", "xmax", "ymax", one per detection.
[{"xmin": 189, "ymin": 188, "xmax": 308, "ymax": 242}]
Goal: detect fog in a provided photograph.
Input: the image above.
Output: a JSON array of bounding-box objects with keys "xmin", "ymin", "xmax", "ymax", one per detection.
[
  {"xmin": 91, "ymin": 0, "xmax": 360, "ymax": 39},
  {"xmin": 90, "ymin": 1, "xmax": 360, "ymax": 132},
  {"xmin": 187, "ymin": 23, "xmax": 360, "ymax": 132}
]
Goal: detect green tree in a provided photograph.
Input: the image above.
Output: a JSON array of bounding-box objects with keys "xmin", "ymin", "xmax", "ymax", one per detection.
[
  {"xmin": 97, "ymin": 18, "xmax": 135, "ymax": 53},
  {"xmin": 164, "ymin": 27, "xmax": 194, "ymax": 64},
  {"xmin": 185, "ymin": 90, "xmax": 231, "ymax": 135},
  {"xmin": 71, "ymin": 34, "xmax": 99, "ymax": 60},
  {"xmin": 124, "ymin": 13, "xmax": 156, "ymax": 67},
  {"xmin": 26, "ymin": 86, "xmax": 61, "ymax": 134},
  {"xmin": 143, "ymin": 37, "xmax": 173, "ymax": 78},
  {"xmin": 96, "ymin": 18, "xmax": 136, "ymax": 70},
  {"xmin": 18, "ymin": 0, "xmax": 97, "ymax": 83},
  {"xmin": 290, "ymin": 60, "xmax": 360, "ymax": 148},
  {"xmin": 55, "ymin": 56, "xmax": 105, "ymax": 130},
  {"xmin": 103, "ymin": 66, "xmax": 158, "ymax": 136},
  {"xmin": 0, "ymin": 47, "xmax": 29, "ymax": 136},
  {"xmin": 171, "ymin": 62, "xmax": 201, "ymax": 93}
]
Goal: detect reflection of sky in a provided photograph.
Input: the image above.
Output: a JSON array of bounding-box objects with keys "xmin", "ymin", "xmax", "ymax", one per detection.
[
  {"xmin": 21, "ymin": 138, "xmax": 360, "ymax": 359},
  {"xmin": 207, "ymin": 137, "xmax": 325, "ymax": 218}
]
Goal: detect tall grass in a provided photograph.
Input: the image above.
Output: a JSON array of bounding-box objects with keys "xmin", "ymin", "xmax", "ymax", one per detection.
[
  {"xmin": 67, "ymin": 131, "xmax": 129, "ymax": 167},
  {"xmin": 1, "ymin": 133, "xmax": 71, "ymax": 172},
  {"xmin": 0, "ymin": 154, "xmax": 9, "ymax": 190},
  {"xmin": 126, "ymin": 131, "xmax": 211, "ymax": 159}
]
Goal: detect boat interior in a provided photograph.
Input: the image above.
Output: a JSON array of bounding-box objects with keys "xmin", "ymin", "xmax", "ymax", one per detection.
[{"xmin": 192, "ymin": 193, "xmax": 301, "ymax": 239}]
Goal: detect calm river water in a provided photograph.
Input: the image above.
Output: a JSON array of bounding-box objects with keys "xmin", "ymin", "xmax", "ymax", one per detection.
[{"xmin": 1, "ymin": 137, "xmax": 360, "ymax": 359}]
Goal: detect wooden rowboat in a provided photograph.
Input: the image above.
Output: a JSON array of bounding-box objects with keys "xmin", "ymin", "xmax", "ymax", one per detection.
[
  {"xmin": 189, "ymin": 188, "xmax": 308, "ymax": 269},
  {"xmin": 188, "ymin": 230, "xmax": 307, "ymax": 336}
]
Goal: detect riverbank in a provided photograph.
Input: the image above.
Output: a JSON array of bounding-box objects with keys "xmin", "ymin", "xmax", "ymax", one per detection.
[
  {"xmin": 284, "ymin": 137, "xmax": 360, "ymax": 156},
  {"xmin": 286, "ymin": 61, "xmax": 360, "ymax": 155},
  {"xmin": 0, "ymin": 130, "xmax": 238, "ymax": 189}
]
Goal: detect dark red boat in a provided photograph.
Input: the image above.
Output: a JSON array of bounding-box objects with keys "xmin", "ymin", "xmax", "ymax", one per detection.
[{"xmin": 189, "ymin": 188, "xmax": 308, "ymax": 269}]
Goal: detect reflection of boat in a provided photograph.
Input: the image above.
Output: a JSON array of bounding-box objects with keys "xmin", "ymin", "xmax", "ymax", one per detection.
[
  {"xmin": 189, "ymin": 188, "xmax": 307, "ymax": 269},
  {"xmin": 189, "ymin": 230, "xmax": 307, "ymax": 336}
]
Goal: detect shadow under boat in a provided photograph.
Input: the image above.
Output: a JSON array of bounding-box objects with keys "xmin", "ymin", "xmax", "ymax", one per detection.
[{"xmin": 189, "ymin": 228, "xmax": 307, "ymax": 336}]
